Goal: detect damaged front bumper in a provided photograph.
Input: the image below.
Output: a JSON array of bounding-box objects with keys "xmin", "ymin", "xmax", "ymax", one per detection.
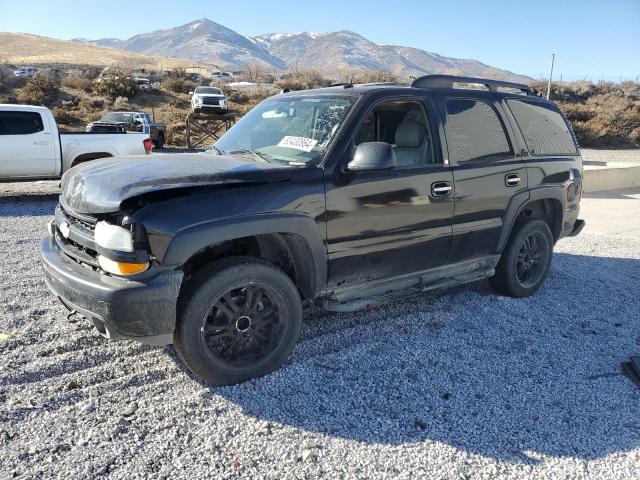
[{"xmin": 39, "ymin": 236, "xmax": 183, "ymax": 345}]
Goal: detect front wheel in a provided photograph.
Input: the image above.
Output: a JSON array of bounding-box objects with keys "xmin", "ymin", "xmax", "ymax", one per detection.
[
  {"xmin": 174, "ymin": 257, "xmax": 302, "ymax": 385},
  {"xmin": 489, "ymin": 219, "xmax": 553, "ymax": 298}
]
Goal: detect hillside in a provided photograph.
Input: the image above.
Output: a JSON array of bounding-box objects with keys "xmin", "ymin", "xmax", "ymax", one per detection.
[
  {"xmin": 79, "ymin": 19, "xmax": 530, "ymax": 82},
  {"xmin": 254, "ymin": 30, "xmax": 529, "ymax": 82},
  {"xmin": 0, "ymin": 32, "xmax": 200, "ymax": 70}
]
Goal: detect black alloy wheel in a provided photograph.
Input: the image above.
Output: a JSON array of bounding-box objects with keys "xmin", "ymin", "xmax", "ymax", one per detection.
[{"xmin": 174, "ymin": 257, "xmax": 302, "ymax": 385}]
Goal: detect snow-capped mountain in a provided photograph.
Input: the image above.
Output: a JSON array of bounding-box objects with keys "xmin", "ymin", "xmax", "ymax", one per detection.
[
  {"xmin": 78, "ymin": 19, "xmax": 285, "ymax": 69},
  {"xmin": 78, "ymin": 19, "xmax": 529, "ymax": 82}
]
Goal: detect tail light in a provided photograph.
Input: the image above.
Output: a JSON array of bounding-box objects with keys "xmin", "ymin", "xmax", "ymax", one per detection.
[{"xmin": 143, "ymin": 138, "xmax": 153, "ymax": 155}]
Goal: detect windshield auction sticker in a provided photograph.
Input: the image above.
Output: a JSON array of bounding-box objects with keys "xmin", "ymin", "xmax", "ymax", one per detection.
[{"xmin": 278, "ymin": 136, "xmax": 318, "ymax": 152}]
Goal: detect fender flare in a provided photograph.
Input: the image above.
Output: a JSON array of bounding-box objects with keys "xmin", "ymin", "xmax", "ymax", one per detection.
[
  {"xmin": 496, "ymin": 185, "xmax": 566, "ymax": 253},
  {"xmin": 162, "ymin": 212, "xmax": 328, "ymax": 297}
]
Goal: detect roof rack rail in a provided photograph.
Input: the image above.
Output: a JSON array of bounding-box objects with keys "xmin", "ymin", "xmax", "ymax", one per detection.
[
  {"xmin": 359, "ymin": 82, "xmax": 401, "ymax": 86},
  {"xmin": 328, "ymin": 82, "xmax": 354, "ymax": 89},
  {"xmin": 411, "ymin": 75, "xmax": 533, "ymax": 95}
]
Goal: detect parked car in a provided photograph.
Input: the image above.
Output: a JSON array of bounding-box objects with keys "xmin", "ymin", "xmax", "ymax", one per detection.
[
  {"xmin": 190, "ymin": 86, "xmax": 228, "ymax": 114},
  {"xmin": 13, "ymin": 67, "xmax": 37, "ymax": 78},
  {"xmin": 0, "ymin": 105, "xmax": 152, "ymax": 181},
  {"xmin": 86, "ymin": 111, "xmax": 165, "ymax": 148},
  {"xmin": 40, "ymin": 75, "xmax": 585, "ymax": 385},
  {"xmin": 210, "ymin": 71, "xmax": 234, "ymax": 79},
  {"xmin": 134, "ymin": 78, "xmax": 151, "ymax": 91}
]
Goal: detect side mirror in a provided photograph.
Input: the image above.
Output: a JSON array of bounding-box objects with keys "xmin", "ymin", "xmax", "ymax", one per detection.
[
  {"xmin": 347, "ymin": 142, "xmax": 396, "ymax": 172},
  {"xmin": 188, "ymin": 91, "xmax": 194, "ymax": 95}
]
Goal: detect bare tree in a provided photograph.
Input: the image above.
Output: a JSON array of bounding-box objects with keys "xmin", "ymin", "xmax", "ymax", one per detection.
[{"xmin": 246, "ymin": 62, "xmax": 265, "ymax": 83}]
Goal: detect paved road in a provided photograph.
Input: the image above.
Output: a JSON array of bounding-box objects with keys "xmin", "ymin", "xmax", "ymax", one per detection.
[{"xmin": 581, "ymin": 188, "xmax": 640, "ymax": 239}]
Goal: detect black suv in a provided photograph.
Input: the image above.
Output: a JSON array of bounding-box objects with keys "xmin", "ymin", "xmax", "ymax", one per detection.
[{"xmin": 40, "ymin": 75, "xmax": 585, "ymax": 385}]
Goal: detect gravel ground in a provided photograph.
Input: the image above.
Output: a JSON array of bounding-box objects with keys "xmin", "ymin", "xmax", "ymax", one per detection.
[{"xmin": 1, "ymin": 180, "xmax": 640, "ymax": 480}]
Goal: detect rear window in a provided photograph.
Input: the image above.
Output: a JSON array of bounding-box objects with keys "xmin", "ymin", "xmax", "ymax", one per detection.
[
  {"xmin": 0, "ymin": 111, "xmax": 44, "ymax": 135},
  {"xmin": 506, "ymin": 99, "xmax": 577, "ymax": 155},
  {"xmin": 445, "ymin": 99, "xmax": 512, "ymax": 162}
]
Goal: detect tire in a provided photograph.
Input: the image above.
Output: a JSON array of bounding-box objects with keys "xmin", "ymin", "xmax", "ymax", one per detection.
[
  {"xmin": 155, "ymin": 132, "xmax": 165, "ymax": 149},
  {"xmin": 489, "ymin": 219, "xmax": 554, "ymax": 298},
  {"xmin": 174, "ymin": 257, "xmax": 302, "ymax": 385}
]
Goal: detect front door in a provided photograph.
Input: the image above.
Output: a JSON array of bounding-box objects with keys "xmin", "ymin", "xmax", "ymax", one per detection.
[
  {"xmin": 0, "ymin": 109, "xmax": 56, "ymax": 178},
  {"xmin": 325, "ymin": 97, "xmax": 454, "ymax": 289},
  {"xmin": 439, "ymin": 95, "xmax": 527, "ymax": 262}
]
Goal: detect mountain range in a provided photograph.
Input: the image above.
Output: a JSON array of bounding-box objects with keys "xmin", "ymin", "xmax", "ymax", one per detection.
[{"xmin": 75, "ymin": 19, "xmax": 529, "ymax": 82}]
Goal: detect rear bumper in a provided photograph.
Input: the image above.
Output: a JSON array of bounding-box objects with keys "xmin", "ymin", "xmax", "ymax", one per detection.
[{"xmin": 39, "ymin": 236, "xmax": 183, "ymax": 345}]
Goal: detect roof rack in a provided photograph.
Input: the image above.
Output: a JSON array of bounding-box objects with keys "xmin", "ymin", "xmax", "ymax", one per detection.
[{"xmin": 411, "ymin": 74, "xmax": 533, "ymax": 95}]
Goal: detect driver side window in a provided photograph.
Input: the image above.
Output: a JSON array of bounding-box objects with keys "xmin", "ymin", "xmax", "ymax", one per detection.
[{"xmin": 353, "ymin": 100, "xmax": 435, "ymax": 168}]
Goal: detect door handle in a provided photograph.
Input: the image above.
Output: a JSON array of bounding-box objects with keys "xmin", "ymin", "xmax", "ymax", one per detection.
[
  {"xmin": 505, "ymin": 173, "xmax": 521, "ymax": 187},
  {"xmin": 33, "ymin": 141, "xmax": 49, "ymax": 145},
  {"xmin": 431, "ymin": 181, "xmax": 453, "ymax": 197}
]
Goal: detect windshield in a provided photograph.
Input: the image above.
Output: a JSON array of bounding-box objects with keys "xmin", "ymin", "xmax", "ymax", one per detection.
[
  {"xmin": 213, "ymin": 94, "xmax": 357, "ymax": 165},
  {"xmin": 101, "ymin": 112, "xmax": 134, "ymax": 123},
  {"xmin": 196, "ymin": 87, "xmax": 223, "ymax": 95}
]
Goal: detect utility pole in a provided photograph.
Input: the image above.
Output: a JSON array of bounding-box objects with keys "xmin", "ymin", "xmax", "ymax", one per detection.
[{"xmin": 546, "ymin": 53, "xmax": 555, "ymax": 100}]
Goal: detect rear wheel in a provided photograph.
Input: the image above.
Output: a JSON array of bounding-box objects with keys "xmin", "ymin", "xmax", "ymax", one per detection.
[
  {"xmin": 489, "ymin": 219, "xmax": 553, "ymax": 298},
  {"xmin": 155, "ymin": 132, "xmax": 165, "ymax": 149},
  {"xmin": 174, "ymin": 257, "xmax": 302, "ymax": 385}
]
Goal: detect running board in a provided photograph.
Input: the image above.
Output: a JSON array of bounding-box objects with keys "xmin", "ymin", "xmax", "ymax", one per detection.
[{"xmin": 321, "ymin": 256, "xmax": 499, "ymax": 312}]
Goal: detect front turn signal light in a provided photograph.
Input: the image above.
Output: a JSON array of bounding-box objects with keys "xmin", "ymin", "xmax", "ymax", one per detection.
[{"xmin": 98, "ymin": 255, "xmax": 149, "ymax": 276}]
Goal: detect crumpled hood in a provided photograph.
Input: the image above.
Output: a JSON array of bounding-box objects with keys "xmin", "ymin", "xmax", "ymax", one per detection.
[{"xmin": 60, "ymin": 153, "xmax": 294, "ymax": 215}]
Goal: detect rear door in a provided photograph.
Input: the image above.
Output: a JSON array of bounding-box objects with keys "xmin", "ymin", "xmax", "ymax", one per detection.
[
  {"xmin": 439, "ymin": 93, "xmax": 527, "ymax": 262},
  {"xmin": 0, "ymin": 109, "xmax": 57, "ymax": 178}
]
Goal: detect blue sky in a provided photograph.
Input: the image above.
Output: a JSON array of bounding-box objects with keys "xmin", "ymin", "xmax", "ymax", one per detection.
[{"xmin": 1, "ymin": 0, "xmax": 639, "ymax": 80}]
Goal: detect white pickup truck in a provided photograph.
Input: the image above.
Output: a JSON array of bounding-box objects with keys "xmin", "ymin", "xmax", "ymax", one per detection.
[{"xmin": 0, "ymin": 105, "xmax": 152, "ymax": 181}]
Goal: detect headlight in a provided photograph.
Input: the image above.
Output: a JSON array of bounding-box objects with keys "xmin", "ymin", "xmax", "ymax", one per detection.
[
  {"xmin": 195, "ymin": 97, "xmax": 203, "ymax": 104},
  {"xmin": 94, "ymin": 221, "xmax": 133, "ymax": 252},
  {"xmin": 220, "ymin": 99, "xmax": 227, "ymax": 105}
]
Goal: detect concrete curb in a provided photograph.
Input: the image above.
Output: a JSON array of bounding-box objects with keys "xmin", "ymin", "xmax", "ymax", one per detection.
[{"xmin": 583, "ymin": 165, "xmax": 640, "ymax": 193}]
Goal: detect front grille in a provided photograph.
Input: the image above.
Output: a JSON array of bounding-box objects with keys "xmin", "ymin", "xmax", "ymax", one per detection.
[
  {"xmin": 55, "ymin": 205, "xmax": 99, "ymax": 267},
  {"xmin": 202, "ymin": 97, "xmax": 220, "ymax": 106},
  {"xmin": 89, "ymin": 123, "xmax": 126, "ymax": 133}
]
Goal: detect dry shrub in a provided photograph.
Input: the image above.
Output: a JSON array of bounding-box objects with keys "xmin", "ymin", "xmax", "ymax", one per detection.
[
  {"xmin": 17, "ymin": 73, "xmax": 60, "ymax": 106},
  {"xmin": 62, "ymin": 75, "xmax": 93, "ymax": 93},
  {"xmin": 165, "ymin": 122, "xmax": 186, "ymax": 146},
  {"xmin": 275, "ymin": 78, "xmax": 307, "ymax": 91},
  {"xmin": 95, "ymin": 68, "xmax": 137, "ymax": 99},
  {"xmin": 350, "ymin": 69, "xmax": 399, "ymax": 84},
  {"xmin": 82, "ymin": 67, "xmax": 102, "ymax": 81},
  {"xmin": 275, "ymin": 69, "xmax": 333, "ymax": 91},
  {"xmin": 163, "ymin": 77, "xmax": 196, "ymax": 94},
  {"xmin": 536, "ymin": 80, "xmax": 640, "ymax": 147},
  {"xmin": 163, "ymin": 68, "xmax": 196, "ymax": 94},
  {"xmin": 51, "ymin": 106, "xmax": 80, "ymax": 126},
  {"xmin": 113, "ymin": 96, "xmax": 130, "ymax": 110},
  {"xmin": 80, "ymin": 96, "xmax": 106, "ymax": 111}
]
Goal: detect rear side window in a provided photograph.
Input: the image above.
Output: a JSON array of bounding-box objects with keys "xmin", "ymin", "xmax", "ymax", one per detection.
[
  {"xmin": 506, "ymin": 99, "xmax": 577, "ymax": 155},
  {"xmin": 0, "ymin": 111, "xmax": 44, "ymax": 135},
  {"xmin": 445, "ymin": 99, "xmax": 511, "ymax": 162}
]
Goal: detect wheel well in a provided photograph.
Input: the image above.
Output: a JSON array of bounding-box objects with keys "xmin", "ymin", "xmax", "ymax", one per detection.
[
  {"xmin": 181, "ymin": 233, "xmax": 317, "ymax": 300},
  {"xmin": 514, "ymin": 199, "xmax": 562, "ymax": 242},
  {"xmin": 71, "ymin": 152, "xmax": 112, "ymax": 167}
]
